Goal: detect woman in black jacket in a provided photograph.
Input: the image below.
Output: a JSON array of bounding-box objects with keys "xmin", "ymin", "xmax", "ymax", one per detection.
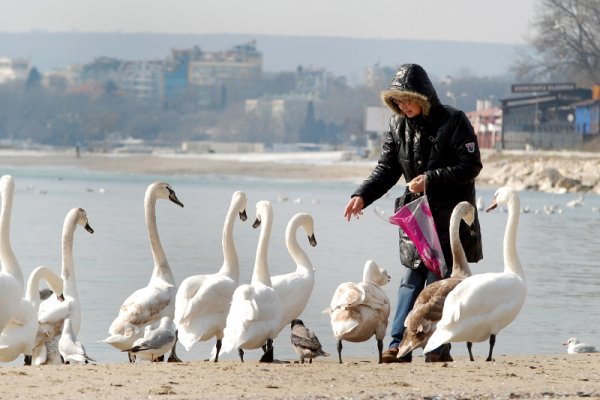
[{"xmin": 344, "ymin": 64, "xmax": 483, "ymax": 363}]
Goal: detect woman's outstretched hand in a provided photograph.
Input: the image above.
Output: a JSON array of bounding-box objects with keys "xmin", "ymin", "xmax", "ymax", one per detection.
[{"xmin": 344, "ymin": 196, "xmax": 365, "ymax": 221}]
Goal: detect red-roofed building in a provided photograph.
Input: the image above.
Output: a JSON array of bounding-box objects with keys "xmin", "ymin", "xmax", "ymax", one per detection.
[{"xmin": 467, "ymin": 100, "xmax": 502, "ymax": 149}]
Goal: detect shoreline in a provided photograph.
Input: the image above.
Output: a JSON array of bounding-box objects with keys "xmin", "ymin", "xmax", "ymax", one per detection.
[
  {"xmin": 2, "ymin": 354, "xmax": 600, "ymax": 399},
  {"xmin": 1, "ymin": 149, "xmax": 600, "ymax": 194}
]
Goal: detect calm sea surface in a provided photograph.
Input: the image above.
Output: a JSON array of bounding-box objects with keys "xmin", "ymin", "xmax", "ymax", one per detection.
[{"xmin": 2, "ymin": 165, "xmax": 600, "ymax": 364}]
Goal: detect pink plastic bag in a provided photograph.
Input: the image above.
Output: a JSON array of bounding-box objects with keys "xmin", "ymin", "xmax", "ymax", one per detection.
[{"xmin": 388, "ymin": 195, "xmax": 447, "ymax": 279}]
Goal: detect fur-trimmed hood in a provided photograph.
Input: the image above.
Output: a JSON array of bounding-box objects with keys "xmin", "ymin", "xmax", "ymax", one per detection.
[{"xmin": 381, "ymin": 64, "xmax": 441, "ymax": 117}]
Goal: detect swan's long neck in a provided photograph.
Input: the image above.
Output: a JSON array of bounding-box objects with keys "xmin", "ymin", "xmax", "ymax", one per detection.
[
  {"xmin": 219, "ymin": 201, "xmax": 240, "ymax": 282},
  {"xmin": 61, "ymin": 211, "xmax": 80, "ymax": 298},
  {"xmin": 252, "ymin": 208, "xmax": 273, "ymax": 287},
  {"xmin": 504, "ymin": 195, "xmax": 523, "ymax": 279},
  {"xmin": 25, "ymin": 266, "xmax": 62, "ymax": 311},
  {"xmin": 145, "ymin": 192, "xmax": 174, "ymax": 284},
  {"xmin": 0, "ymin": 181, "xmax": 24, "ymax": 288},
  {"xmin": 449, "ymin": 211, "xmax": 471, "ymax": 278},
  {"xmin": 286, "ymin": 217, "xmax": 312, "ymax": 272}
]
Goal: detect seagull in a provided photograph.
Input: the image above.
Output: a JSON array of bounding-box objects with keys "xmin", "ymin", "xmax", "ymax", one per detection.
[
  {"xmin": 58, "ymin": 318, "xmax": 96, "ymax": 364},
  {"xmin": 290, "ymin": 319, "xmax": 329, "ymax": 364},
  {"xmin": 124, "ymin": 317, "xmax": 177, "ymax": 362},
  {"xmin": 564, "ymin": 337, "xmax": 597, "ymax": 354}
]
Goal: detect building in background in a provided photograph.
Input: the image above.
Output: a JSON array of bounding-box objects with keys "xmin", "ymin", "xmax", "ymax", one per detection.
[
  {"xmin": 467, "ymin": 99, "xmax": 502, "ymax": 149},
  {"xmin": 500, "ymin": 83, "xmax": 592, "ymax": 149},
  {"xmin": 0, "ymin": 57, "xmax": 31, "ymax": 84}
]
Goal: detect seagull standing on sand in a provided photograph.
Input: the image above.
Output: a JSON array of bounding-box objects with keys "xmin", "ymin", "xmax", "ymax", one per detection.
[
  {"xmin": 124, "ymin": 317, "xmax": 177, "ymax": 362},
  {"xmin": 290, "ymin": 319, "xmax": 329, "ymax": 364},
  {"xmin": 564, "ymin": 337, "xmax": 598, "ymax": 354},
  {"xmin": 58, "ymin": 318, "xmax": 96, "ymax": 364}
]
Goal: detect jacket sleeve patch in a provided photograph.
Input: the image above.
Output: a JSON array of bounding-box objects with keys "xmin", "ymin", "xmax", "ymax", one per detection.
[{"xmin": 465, "ymin": 142, "xmax": 476, "ymax": 153}]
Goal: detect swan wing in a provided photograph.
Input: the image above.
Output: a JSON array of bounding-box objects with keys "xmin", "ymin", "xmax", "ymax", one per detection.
[
  {"xmin": 360, "ymin": 283, "xmax": 389, "ymax": 311},
  {"xmin": 330, "ymin": 282, "xmax": 365, "ymax": 310},
  {"xmin": 109, "ymin": 283, "xmax": 175, "ymax": 334},
  {"xmin": 175, "ymin": 275, "xmax": 235, "ymax": 324},
  {"xmin": 405, "ymin": 278, "xmax": 462, "ymax": 332}
]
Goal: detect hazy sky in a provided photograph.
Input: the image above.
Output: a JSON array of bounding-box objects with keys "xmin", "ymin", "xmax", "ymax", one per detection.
[{"xmin": 0, "ymin": 0, "xmax": 538, "ymax": 44}]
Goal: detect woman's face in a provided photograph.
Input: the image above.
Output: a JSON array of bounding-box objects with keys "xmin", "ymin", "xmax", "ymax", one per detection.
[{"xmin": 396, "ymin": 99, "xmax": 422, "ymax": 118}]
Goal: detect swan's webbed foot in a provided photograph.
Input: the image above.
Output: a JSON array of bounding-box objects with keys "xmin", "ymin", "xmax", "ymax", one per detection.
[
  {"xmin": 238, "ymin": 348, "xmax": 245, "ymax": 363},
  {"xmin": 23, "ymin": 355, "xmax": 32, "ymax": 366},
  {"xmin": 259, "ymin": 339, "xmax": 274, "ymax": 363}
]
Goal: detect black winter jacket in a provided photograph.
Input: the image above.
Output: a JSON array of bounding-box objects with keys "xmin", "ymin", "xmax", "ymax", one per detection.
[{"xmin": 352, "ymin": 64, "xmax": 483, "ymax": 274}]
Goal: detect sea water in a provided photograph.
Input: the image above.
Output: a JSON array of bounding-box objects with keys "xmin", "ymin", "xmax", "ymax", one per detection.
[{"xmin": 2, "ymin": 165, "xmax": 600, "ymax": 364}]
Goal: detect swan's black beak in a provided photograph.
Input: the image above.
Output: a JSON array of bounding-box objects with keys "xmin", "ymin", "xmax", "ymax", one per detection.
[
  {"xmin": 85, "ymin": 223, "xmax": 94, "ymax": 234},
  {"xmin": 308, "ymin": 234, "xmax": 317, "ymax": 247},
  {"xmin": 252, "ymin": 218, "xmax": 261, "ymax": 229},
  {"xmin": 485, "ymin": 201, "xmax": 498, "ymax": 213},
  {"xmin": 168, "ymin": 190, "xmax": 184, "ymax": 208},
  {"xmin": 239, "ymin": 210, "xmax": 247, "ymax": 221}
]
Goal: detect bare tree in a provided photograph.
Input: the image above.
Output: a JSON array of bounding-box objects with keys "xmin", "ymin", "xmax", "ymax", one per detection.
[{"xmin": 513, "ymin": 0, "xmax": 600, "ymax": 86}]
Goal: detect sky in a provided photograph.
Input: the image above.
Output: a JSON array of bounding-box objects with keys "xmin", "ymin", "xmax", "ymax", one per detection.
[{"xmin": 0, "ymin": 0, "xmax": 539, "ymax": 44}]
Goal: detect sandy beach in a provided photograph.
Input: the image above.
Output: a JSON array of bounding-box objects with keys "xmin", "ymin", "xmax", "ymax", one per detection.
[
  {"xmin": 2, "ymin": 354, "xmax": 600, "ymax": 399},
  {"xmin": 2, "ymin": 149, "xmax": 600, "ymax": 399}
]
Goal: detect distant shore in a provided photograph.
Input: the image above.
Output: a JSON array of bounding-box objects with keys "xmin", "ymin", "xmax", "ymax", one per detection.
[
  {"xmin": 1, "ymin": 149, "xmax": 600, "ymax": 194},
  {"xmin": 1, "ymin": 354, "xmax": 599, "ymax": 399}
]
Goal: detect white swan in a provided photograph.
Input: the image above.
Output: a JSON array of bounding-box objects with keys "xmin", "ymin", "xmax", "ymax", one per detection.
[
  {"xmin": 221, "ymin": 200, "xmax": 282, "ymax": 362},
  {"xmin": 271, "ymin": 212, "xmax": 317, "ymax": 335},
  {"xmin": 59, "ymin": 317, "xmax": 96, "ymax": 364},
  {"xmin": 102, "ymin": 182, "xmax": 183, "ymax": 363},
  {"xmin": 0, "ymin": 266, "xmax": 63, "ymax": 365},
  {"xmin": 124, "ymin": 316, "xmax": 177, "ymax": 362},
  {"xmin": 397, "ymin": 201, "xmax": 474, "ymax": 359},
  {"xmin": 32, "ymin": 207, "xmax": 94, "ymax": 365},
  {"xmin": 328, "ymin": 260, "xmax": 391, "ymax": 363},
  {"xmin": 0, "ymin": 175, "xmax": 24, "ymax": 333},
  {"xmin": 424, "ymin": 186, "xmax": 526, "ymax": 361},
  {"xmin": 174, "ymin": 191, "xmax": 247, "ymax": 361}
]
